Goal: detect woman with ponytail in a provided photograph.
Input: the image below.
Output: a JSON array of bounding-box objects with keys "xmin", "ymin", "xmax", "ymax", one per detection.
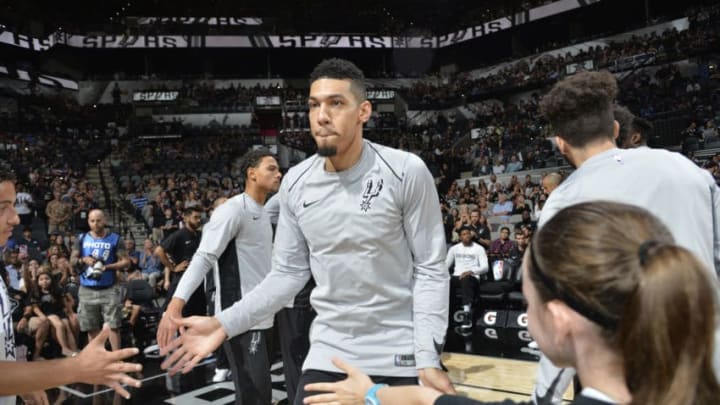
[{"xmin": 301, "ymin": 201, "xmax": 720, "ymax": 405}]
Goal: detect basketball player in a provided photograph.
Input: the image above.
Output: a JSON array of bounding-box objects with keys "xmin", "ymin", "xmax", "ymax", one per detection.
[
  {"xmin": 613, "ymin": 104, "xmax": 652, "ymax": 148},
  {"xmin": 533, "ymin": 71, "xmax": 720, "ymax": 404},
  {"xmin": 0, "ymin": 165, "xmax": 142, "ymax": 404},
  {"xmin": 158, "ymin": 149, "xmax": 282, "ymax": 405},
  {"xmin": 264, "ymin": 193, "xmax": 317, "ymax": 405},
  {"xmin": 160, "ymin": 58, "xmax": 455, "ymax": 403},
  {"xmin": 299, "ymin": 202, "xmax": 720, "ymax": 405}
]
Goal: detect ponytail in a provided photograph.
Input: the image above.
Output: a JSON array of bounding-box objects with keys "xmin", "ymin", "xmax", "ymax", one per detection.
[{"xmin": 619, "ymin": 245, "xmax": 720, "ymax": 405}]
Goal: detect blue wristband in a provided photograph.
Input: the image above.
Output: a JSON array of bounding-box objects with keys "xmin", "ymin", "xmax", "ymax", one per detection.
[{"xmin": 364, "ymin": 383, "xmax": 388, "ymax": 405}]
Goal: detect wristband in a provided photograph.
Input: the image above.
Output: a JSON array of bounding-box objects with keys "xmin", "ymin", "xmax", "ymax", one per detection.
[{"xmin": 364, "ymin": 383, "xmax": 387, "ymax": 405}]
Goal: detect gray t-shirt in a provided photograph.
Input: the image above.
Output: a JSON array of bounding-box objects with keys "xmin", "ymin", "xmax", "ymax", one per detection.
[
  {"xmin": 216, "ymin": 140, "xmax": 449, "ymax": 376},
  {"xmin": 174, "ymin": 193, "xmax": 274, "ymax": 329},
  {"xmin": 540, "ymin": 146, "xmax": 720, "ymax": 276}
]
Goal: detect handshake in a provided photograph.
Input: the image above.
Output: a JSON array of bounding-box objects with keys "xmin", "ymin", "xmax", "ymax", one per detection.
[{"xmin": 86, "ymin": 260, "xmax": 106, "ymax": 281}]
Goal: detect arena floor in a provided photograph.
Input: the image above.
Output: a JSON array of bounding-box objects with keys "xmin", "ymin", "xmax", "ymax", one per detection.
[{"xmin": 41, "ymin": 309, "xmax": 569, "ymax": 405}]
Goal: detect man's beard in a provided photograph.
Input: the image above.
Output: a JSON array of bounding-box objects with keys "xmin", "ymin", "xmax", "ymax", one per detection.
[{"xmin": 317, "ymin": 146, "xmax": 337, "ymax": 157}]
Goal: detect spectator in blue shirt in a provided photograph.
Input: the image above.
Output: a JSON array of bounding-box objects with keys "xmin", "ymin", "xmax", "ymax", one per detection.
[
  {"xmin": 491, "ymin": 193, "xmax": 513, "ymax": 218},
  {"xmin": 137, "ymin": 239, "xmax": 163, "ymax": 289}
]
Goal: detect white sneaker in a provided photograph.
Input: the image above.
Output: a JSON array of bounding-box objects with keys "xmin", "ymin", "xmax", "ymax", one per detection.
[
  {"xmin": 212, "ymin": 368, "xmax": 231, "ymax": 383},
  {"xmin": 143, "ymin": 344, "xmax": 160, "ymax": 359}
]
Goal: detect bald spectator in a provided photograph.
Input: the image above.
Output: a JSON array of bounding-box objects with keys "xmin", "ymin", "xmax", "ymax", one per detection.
[
  {"xmin": 542, "ymin": 172, "xmax": 562, "ymax": 195},
  {"xmin": 491, "ymin": 193, "xmax": 513, "ymax": 217}
]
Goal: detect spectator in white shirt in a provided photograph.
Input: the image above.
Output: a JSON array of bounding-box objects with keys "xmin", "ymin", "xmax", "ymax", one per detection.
[
  {"xmin": 14, "ymin": 183, "xmax": 34, "ymax": 228},
  {"xmin": 445, "ymin": 227, "xmax": 488, "ymax": 326},
  {"xmin": 492, "ymin": 158, "xmax": 505, "ymax": 174}
]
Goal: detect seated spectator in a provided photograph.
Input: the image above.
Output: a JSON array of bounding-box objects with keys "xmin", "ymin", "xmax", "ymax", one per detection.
[
  {"xmin": 3, "ymin": 248, "xmax": 22, "ymax": 290},
  {"xmin": 506, "ymin": 155, "xmax": 523, "ymax": 172},
  {"xmin": 491, "ymin": 193, "xmax": 513, "ymax": 217},
  {"xmin": 445, "ymin": 227, "xmax": 488, "ymax": 328},
  {"xmin": 472, "ymin": 157, "xmax": 491, "ymax": 176},
  {"xmin": 19, "ymin": 259, "xmax": 40, "ymax": 292},
  {"xmin": 184, "ymin": 190, "xmax": 201, "ymax": 209},
  {"xmin": 522, "ymin": 174, "xmax": 535, "ymax": 193},
  {"xmin": 2, "ymin": 267, "xmax": 49, "ymax": 361},
  {"xmin": 308, "ymin": 201, "xmax": 720, "ymax": 405},
  {"xmin": 7, "ymin": 227, "xmax": 42, "ymax": 261},
  {"xmin": 49, "ymin": 231, "xmax": 70, "ymax": 258},
  {"xmin": 125, "ymin": 239, "xmax": 141, "ymax": 273},
  {"xmin": 488, "ymin": 181, "xmax": 504, "ymax": 203},
  {"xmin": 467, "ymin": 210, "xmax": 491, "ymax": 249},
  {"xmin": 450, "ymin": 220, "xmax": 464, "ymax": 245},
  {"xmin": 510, "ymin": 194, "xmax": 532, "ymax": 216},
  {"xmin": 31, "ymin": 270, "xmax": 78, "ymax": 357},
  {"xmin": 136, "ymin": 239, "xmax": 163, "ymax": 289},
  {"xmin": 514, "ymin": 209, "xmax": 537, "ymax": 234},
  {"xmin": 492, "ymin": 158, "xmax": 506, "ymax": 174},
  {"xmin": 160, "ymin": 207, "xmax": 180, "ymax": 240},
  {"xmin": 506, "ymin": 230, "xmax": 529, "ymax": 280},
  {"xmin": 50, "ymin": 255, "xmax": 72, "ymax": 287},
  {"xmin": 476, "ymin": 196, "xmax": 491, "ymax": 218},
  {"xmin": 487, "ymin": 227, "xmax": 514, "ymax": 270}
]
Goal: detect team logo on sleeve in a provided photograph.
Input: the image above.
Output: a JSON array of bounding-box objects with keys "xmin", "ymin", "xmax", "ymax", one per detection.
[{"xmin": 360, "ymin": 178, "xmax": 383, "ymax": 212}]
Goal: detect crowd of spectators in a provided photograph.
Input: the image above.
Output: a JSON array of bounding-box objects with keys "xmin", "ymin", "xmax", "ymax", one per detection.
[
  {"xmin": 396, "ymin": 62, "xmax": 718, "ymax": 183},
  {"xmin": 1, "ymin": 4, "xmax": 719, "ymax": 374},
  {"xmin": 0, "ymin": 95, "xmax": 116, "ymax": 235},
  {"xmin": 108, "ymin": 131, "xmax": 254, "ymax": 239},
  {"xmin": 401, "ymin": 4, "xmax": 720, "ymax": 109},
  {"xmin": 0, "ymin": 95, "xmax": 148, "ymax": 365}
]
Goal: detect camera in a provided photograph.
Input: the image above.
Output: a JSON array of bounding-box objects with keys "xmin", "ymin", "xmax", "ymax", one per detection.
[{"xmin": 85, "ymin": 260, "xmax": 105, "ymax": 280}]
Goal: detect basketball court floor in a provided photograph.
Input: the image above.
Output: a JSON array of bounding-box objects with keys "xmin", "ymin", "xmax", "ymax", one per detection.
[{"xmin": 39, "ymin": 307, "xmax": 573, "ymax": 404}]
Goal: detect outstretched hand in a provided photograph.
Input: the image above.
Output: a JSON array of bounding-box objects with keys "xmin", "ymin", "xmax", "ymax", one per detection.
[
  {"xmin": 74, "ymin": 323, "xmax": 143, "ymax": 399},
  {"xmin": 418, "ymin": 367, "xmax": 456, "ymax": 395},
  {"xmin": 157, "ymin": 308, "xmax": 182, "ymax": 351},
  {"xmin": 19, "ymin": 390, "xmax": 49, "ymax": 405},
  {"xmin": 160, "ymin": 315, "xmax": 227, "ymax": 375},
  {"xmin": 303, "ymin": 358, "xmax": 374, "ymax": 405}
]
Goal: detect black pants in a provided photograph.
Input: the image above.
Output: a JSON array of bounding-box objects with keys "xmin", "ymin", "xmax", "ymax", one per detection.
[
  {"xmin": 294, "ymin": 369, "xmax": 418, "ymax": 405},
  {"xmin": 205, "ymin": 283, "xmax": 229, "ymax": 370},
  {"xmin": 450, "ymin": 276, "xmax": 479, "ymax": 306},
  {"xmin": 276, "ymin": 307, "xmax": 315, "ymax": 404},
  {"xmin": 224, "ymin": 329, "xmax": 272, "ymax": 405},
  {"xmin": 165, "ymin": 271, "xmax": 206, "ymax": 317}
]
